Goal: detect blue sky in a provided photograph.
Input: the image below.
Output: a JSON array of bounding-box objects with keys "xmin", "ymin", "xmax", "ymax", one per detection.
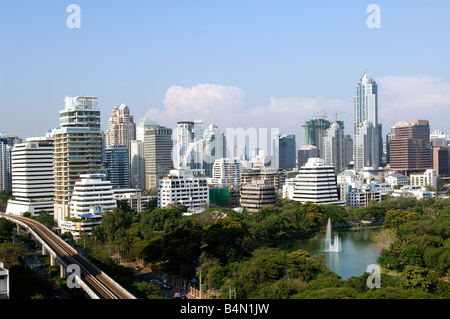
[{"xmin": 1, "ymin": 0, "xmax": 449, "ymax": 149}]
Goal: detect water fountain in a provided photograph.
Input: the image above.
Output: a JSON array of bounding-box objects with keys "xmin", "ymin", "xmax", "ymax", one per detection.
[{"xmin": 324, "ymin": 218, "xmax": 342, "ymax": 252}]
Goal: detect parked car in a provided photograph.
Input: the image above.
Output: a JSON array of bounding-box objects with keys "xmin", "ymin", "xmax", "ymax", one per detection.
[
  {"xmin": 151, "ymin": 279, "xmax": 171, "ymax": 289},
  {"xmin": 173, "ymin": 292, "xmax": 187, "ymax": 299}
]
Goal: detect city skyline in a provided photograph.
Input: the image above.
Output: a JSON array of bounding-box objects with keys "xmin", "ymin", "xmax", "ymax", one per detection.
[{"xmin": 1, "ymin": 1, "xmax": 449, "ymax": 145}]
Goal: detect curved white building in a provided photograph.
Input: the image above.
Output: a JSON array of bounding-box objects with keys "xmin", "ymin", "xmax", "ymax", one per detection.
[
  {"xmin": 61, "ymin": 174, "xmax": 116, "ymax": 236},
  {"xmin": 292, "ymin": 158, "xmax": 344, "ymax": 205},
  {"xmin": 69, "ymin": 174, "xmax": 116, "ymax": 218}
]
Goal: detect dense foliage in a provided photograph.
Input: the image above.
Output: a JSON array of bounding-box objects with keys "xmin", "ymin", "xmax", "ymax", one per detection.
[
  {"xmin": 83, "ymin": 197, "xmax": 450, "ymax": 299},
  {"xmin": 2, "ymin": 195, "xmax": 449, "ymax": 299}
]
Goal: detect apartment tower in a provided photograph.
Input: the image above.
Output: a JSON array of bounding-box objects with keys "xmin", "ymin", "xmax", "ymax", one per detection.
[{"xmin": 52, "ymin": 96, "xmax": 102, "ymax": 227}]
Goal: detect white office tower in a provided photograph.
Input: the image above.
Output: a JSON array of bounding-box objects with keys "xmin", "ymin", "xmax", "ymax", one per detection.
[
  {"xmin": 6, "ymin": 136, "xmax": 54, "ymax": 216},
  {"xmin": 158, "ymin": 168, "xmax": 209, "ymax": 213},
  {"xmin": 323, "ymin": 122, "xmax": 345, "ymax": 174},
  {"xmin": 209, "ymin": 158, "xmax": 242, "ymax": 187},
  {"xmin": 203, "ymin": 123, "xmax": 227, "ymax": 177},
  {"xmin": 60, "ymin": 174, "xmax": 116, "ymax": 236},
  {"xmin": 176, "ymin": 120, "xmax": 203, "ymax": 169},
  {"xmin": 353, "ymin": 70, "xmax": 381, "ymax": 171},
  {"xmin": 354, "ymin": 120, "xmax": 377, "ymax": 171},
  {"xmin": 292, "ymin": 158, "xmax": 344, "ymax": 205}
]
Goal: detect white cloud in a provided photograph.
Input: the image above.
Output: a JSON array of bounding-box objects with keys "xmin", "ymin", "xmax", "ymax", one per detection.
[
  {"xmin": 378, "ymin": 75, "xmax": 450, "ymax": 130},
  {"xmin": 144, "ymin": 83, "xmax": 247, "ymax": 128},
  {"xmin": 143, "ymin": 75, "xmax": 450, "ymax": 154},
  {"xmin": 144, "ymin": 83, "xmax": 349, "ymax": 136}
]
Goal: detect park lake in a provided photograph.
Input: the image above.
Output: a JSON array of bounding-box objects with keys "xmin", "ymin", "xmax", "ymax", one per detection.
[{"xmin": 278, "ymin": 225, "xmax": 382, "ymax": 280}]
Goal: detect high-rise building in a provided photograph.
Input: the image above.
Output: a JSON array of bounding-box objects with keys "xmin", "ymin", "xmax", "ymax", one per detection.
[
  {"xmin": 298, "ymin": 145, "xmax": 319, "ymax": 169},
  {"xmin": 302, "ymin": 118, "xmax": 330, "ymax": 159},
  {"xmin": 353, "ymin": 70, "xmax": 381, "ymax": 171},
  {"xmin": 240, "ymin": 180, "xmax": 277, "ymax": 213},
  {"xmin": 273, "ymin": 133, "xmax": 296, "ymax": 170},
  {"xmin": 158, "ymin": 168, "xmax": 209, "ymax": 212},
  {"xmin": 344, "ymin": 135, "xmax": 353, "ymax": 169},
  {"xmin": 105, "ymin": 104, "xmax": 136, "ymax": 151},
  {"xmin": 131, "ymin": 119, "xmax": 160, "ymax": 190},
  {"xmin": 209, "ymin": 158, "xmax": 242, "ymax": 187},
  {"xmin": 323, "ymin": 122, "xmax": 345, "ymax": 174},
  {"xmin": 130, "ymin": 139, "xmax": 145, "ymax": 189},
  {"xmin": 0, "ymin": 134, "xmax": 22, "ymax": 191},
  {"xmin": 52, "ymin": 96, "xmax": 102, "ymax": 227},
  {"xmin": 60, "ymin": 174, "xmax": 116, "ymax": 237},
  {"xmin": 6, "ymin": 136, "xmax": 54, "ymax": 216},
  {"xmin": 0, "ymin": 142, "xmax": 11, "ymax": 191},
  {"xmin": 430, "ymin": 129, "xmax": 447, "ymax": 147},
  {"xmin": 177, "ymin": 120, "xmax": 203, "ymax": 169},
  {"xmin": 103, "ymin": 145, "xmax": 130, "ymax": 189},
  {"xmin": 389, "ymin": 120, "xmax": 431, "ymax": 176},
  {"xmin": 143, "ymin": 122, "xmax": 173, "ymax": 189},
  {"xmin": 203, "ymin": 123, "xmax": 227, "ymax": 177},
  {"xmin": 292, "ymin": 158, "xmax": 344, "ymax": 205},
  {"xmin": 354, "ymin": 120, "xmax": 377, "ymax": 171},
  {"xmin": 432, "ymin": 146, "xmax": 450, "ymax": 177}
]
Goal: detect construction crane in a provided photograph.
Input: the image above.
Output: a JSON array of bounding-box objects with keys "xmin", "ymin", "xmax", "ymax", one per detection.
[
  {"xmin": 314, "ymin": 110, "xmax": 328, "ymax": 120},
  {"xmin": 34, "ymin": 122, "xmax": 44, "ymax": 137},
  {"xmin": 332, "ymin": 112, "xmax": 346, "ymax": 122}
]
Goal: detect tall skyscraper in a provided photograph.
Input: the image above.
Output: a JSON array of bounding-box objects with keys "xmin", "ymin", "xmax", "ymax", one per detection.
[
  {"xmin": 0, "ymin": 142, "xmax": 11, "ymax": 191},
  {"xmin": 353, "ymin": 70, "xmax": 381, "ymax": 171},
  {"xmin": 103, "ymin": 145, "xmax": 130, "ymax": 189},
  {"xmin": 105, "ymin": 104, "xmax": 136, "ymax": 150},
  {"xmin": 6, "ymin": 136, "xmax": 54, "ymax": 216},
  {"xmin": 0, "ymin": 134, "xmax": 22, "ymax": 191},
  {"xmin": 344, "ymin": 134, "xmax": 353, "ymax": 169},
  {"xmin": 273, "ymin": 133, "xmax": 296, "ymax": 169},
  {"xmin": 177, "ymin": 120, "xmax": 203, "ymax": 169},
  {"xmin": 52, "ymin": 96, "xmax": 102, "ymax": 227},
  {"xmin": 323, "ymin": 122, "xmax": 346, "ymax": 174},
  {"xmin": 389, "ymin": 120, "xmax": 431, "ymax": 176},
  {"xmin": 302, "ymin": 118, "xmax": 330, "ymax": 159},
  {"xmin": 203, "ymin": 123, "xmax": 227, "ymax": 177},
  {"xmin": 130, "ymin": 139, "xmax": 145, "ymax": 189},
  {"xmin": 143, "ymin": 121, "xmax": 173, "ymax": 189},
  {"xmin": 433, "ymin": 146, "xmax": 450, "ymax": 177},
  {"xmin": 131, "ymin": 119, "xmax": 160, "ymax": 189}
]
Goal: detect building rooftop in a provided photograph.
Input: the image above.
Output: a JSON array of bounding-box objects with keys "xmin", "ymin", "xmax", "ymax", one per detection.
[
  {"xmin": 360, "ymin": 69, "xmax": 375, "ymax": 84},
  {"xmin": 138, "ymin": 119, "xmax": 159, "ymax": 127}
]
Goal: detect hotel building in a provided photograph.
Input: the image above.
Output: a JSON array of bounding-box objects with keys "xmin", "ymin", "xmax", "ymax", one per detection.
[{"xmin": 6, "ymin": 136, "xmax": 54, "ymax": 216}]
